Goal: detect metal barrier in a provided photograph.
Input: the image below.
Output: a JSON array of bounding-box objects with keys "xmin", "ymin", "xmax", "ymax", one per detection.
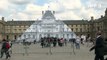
[{"xmin": 11, "ymin": 42, "xmax": 76, "ymax": 56}]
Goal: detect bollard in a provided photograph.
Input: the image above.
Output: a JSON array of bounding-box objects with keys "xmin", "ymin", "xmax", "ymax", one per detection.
[
  {"xmin": 47, "ymin": 43, "xmax": 52, "ymax": 55},
  {"xmin": 70, "ymin": 42, "xmax": 75, "ymax": 55},
  {"xmin": 23, "ymin": 44, "xmax": 29, "ymax": 56}
]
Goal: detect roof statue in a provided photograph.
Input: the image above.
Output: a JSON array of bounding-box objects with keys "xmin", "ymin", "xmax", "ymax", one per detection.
[{"xmin": 105, "ymin": 8, "xmax": 107, "ymax": 16}]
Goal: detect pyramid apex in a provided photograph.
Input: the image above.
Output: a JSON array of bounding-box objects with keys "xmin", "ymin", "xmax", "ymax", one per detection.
[{"xmin": 42, "ymin": 10, "xmax": 56, "ymax": 19}]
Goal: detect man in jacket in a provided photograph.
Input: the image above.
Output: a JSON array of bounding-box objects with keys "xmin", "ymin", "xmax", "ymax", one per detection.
[{"xmin": 90, "ymin": 31, "xmax": 104, "ymax": 60}]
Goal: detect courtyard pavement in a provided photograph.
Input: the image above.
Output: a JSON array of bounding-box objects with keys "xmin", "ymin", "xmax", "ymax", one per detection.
[{"xmin": 0, "ymin": 43, "xmax": 102, "ymax": 60}]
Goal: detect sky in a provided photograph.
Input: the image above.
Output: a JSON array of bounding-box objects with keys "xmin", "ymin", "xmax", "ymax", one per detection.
[{"xmin": 0, "ymin": 0, "xmax": 107, "ymax": 21}]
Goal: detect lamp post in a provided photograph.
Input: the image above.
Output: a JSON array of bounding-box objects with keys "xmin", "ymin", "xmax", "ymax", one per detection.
[
  {"xmin": 84, "ymin": 20, "xmax": 86, "ymax": 35},
  {"xmin": 103, "ymin": 18, "xmax": 107, "ymax": 39},
  {"xmin": 90, "ymin": 16, "xmax": 95, "ymax": 41},
  {"xmin": 8, "ymin": 19, "xmax": 13, "ymax": 41}
]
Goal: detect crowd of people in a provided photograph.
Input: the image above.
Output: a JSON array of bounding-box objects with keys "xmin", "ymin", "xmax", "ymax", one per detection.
[
  {"xmin": 39, "ymin": 35, "xmax": 94, "ymax": 49},
  {"xmin": 0, "ymin": 31, "xmax": 107, "ymax": 60},
  {"xmin": 40, "ymin": 37, "xmax": 67, "ymax": 48},
  {"xmin": 39, "ymin": 32, "xmax": 107, "ymax": 60}
]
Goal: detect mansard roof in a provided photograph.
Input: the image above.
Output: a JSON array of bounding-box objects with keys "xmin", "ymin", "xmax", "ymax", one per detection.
[
  {"xmin": 5, "ymin": 20, "xmax": 90, "ymax": 26},
  {"xmin": 5, "ymin": 21, "xmax": 35, "ymax": 26},
  {"xmin": 63, "ymin": 20, "xmax": 89, "ymax": 25},
  {"xmin": 42, "ymin": 10, "xmax": 55, "ymax": 19},
  {"xmin": 91, "ymin": 15, "xmax": 107, "ymax": 23}
]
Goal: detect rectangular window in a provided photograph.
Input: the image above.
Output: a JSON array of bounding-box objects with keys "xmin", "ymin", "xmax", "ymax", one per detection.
[
  {"xmin": 80, "ymin": 25, "xmax": 82, "ymax": 27},
  {"xmin": 23, "ymin": 29, "xmax": 26, "ymax": 31},
  {"xmin": 76, "ymin": 25, "xmax": 78, "ymax": 27},
  {"xmin": 19, "ymin": 29, "xmax": 21, "ymax": 31}
]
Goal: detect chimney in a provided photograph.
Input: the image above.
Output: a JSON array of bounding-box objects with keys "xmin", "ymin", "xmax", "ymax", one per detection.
[
  {"xmin": 12, "ymin": 19, "xmax": 14, "ymax": 21},
  {"xmin": 91, "ymin": 16, "xmax": 94, "ymax": 20},
  {"xmin": 2, "ymin": 17, "xmax": 4, "ymax": 21},
  {"xmin": 105, "ymin": 8, "xmax": 107, "ymax": 16},
  {"xmin": 101, "ymin": 15, "xmax": 103, "ymax": 18}
]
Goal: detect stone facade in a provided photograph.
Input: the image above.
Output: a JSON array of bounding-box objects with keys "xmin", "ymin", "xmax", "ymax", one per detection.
[
  {"xmin": 0, "ymin": 8, "xmax": 107, "ymax": 41},
  {"xmin": 0, "ymin": 17, "xmax": 5, "ymax": 41},
  {"xmin": 89, "ymin": 8, "xmax": 107, "ymax": 39}
]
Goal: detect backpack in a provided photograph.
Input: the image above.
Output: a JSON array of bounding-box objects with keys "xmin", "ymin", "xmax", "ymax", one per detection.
[
  {"xmin": 2, "ymin": 42, "xmax": 10, "ymax": 49},
  {"xmin": 6, "ymin": 42, "xmax": 10, "ymax": 49}
]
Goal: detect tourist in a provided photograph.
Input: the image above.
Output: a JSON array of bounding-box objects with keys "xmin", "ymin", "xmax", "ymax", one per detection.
[
  {"xmin": 53, "ymin": 38, "xmax": 57, "ymax": 47},
  {"xmin": 90, "ymin": 31, "xmax": 104, "ymax": 60},
  {"xmin": 0, "ymin": 39, "xmax": 11, "ymax": 59},
  {"xmin": 9, "ymin": 41, "xmax": 12, "ymax": 54},
  {"xmin": 64, "ymin": 39, "xmax": 67, "ymax": 46},
  {"xmin": 33, "ymin": 40, "xmax": 36, "ymax": 44},
  {"xmin": 86, "ymin": 36, "xmax": 91, "ymax": 47},
  {"xmin": 58, "ymin": 38, "xmax": 60, "ymax": 46},
  {"xmin": 40, "ymin": 38, "xmax": 44, "ymax": 48},
  {"xmin": 59, "ymin": 38, "xmax": 64, "ymax": 47},
  {"xmin": 75, "ymin": 36, "xmax": 81, "ymax": 49}
]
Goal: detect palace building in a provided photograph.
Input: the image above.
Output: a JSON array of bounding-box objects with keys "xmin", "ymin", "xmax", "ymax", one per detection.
[{"xmin": 0, "ymin": 8, "xmax": 107, "ymax": 41}]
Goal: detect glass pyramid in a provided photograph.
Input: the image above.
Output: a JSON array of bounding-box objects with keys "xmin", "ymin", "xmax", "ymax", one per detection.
[{"xmin": 17, "ymin": 10, "xmax": 76, "ymax": 42}]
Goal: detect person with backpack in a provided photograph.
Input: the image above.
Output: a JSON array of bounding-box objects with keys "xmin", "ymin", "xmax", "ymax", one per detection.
[{"xmin": 0, "ymin": 39, "xmax": 11, "ymax": 59}]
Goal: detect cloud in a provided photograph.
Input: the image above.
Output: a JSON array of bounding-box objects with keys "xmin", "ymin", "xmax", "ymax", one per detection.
[
  {"xmin": 9, "ymin": 12, "xmax": 28, "ymax": 20},
  {"xmin": 59, "ymin": 0, "xmax": 82, "ymax": 10},
  {"xmin": 9, "ymin": 0, "xmax": 35, "ymax": 5},
  {"xmin": 83, "ymin": 0, "xmax": 107, "ymax": 19},
  {"xmin": 8, "ymin": 12, "xmax": 40, "ymax": 20},
  {"xmin": 0, "ymin": 0, "xmax": 107, "ymax": 21},
  {"xmin": 5, "ymin": 3, "xmax": 42, "ymax": 20},
  {"xmin": 56, "ymin": 11, "xmax": 81, "ymax": 20},
  {"xmin": 86, "ymin": 0, "xmax": 107, "ymax": 9},
  {"xmin": 43, "ymin": 0, "xmax": 83, "ymax": 20},
  {"xmin": 15, "ymin": 0, "xmax": 83, "ymax": 20},
  {"xmin": 0, "ymin": 0, "xmax": 9, "ymax": 14},
  {"xmin": 25, "ymin": 4, "xmax": 42, "ymax": 12}
]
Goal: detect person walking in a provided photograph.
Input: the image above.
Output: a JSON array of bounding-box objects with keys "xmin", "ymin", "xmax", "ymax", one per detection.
[
  {"xmin": 75, "ymin": 36, "xmax": 81, "ymax": 49},
  {"xmin": 90, "ymin": 31, "xmax": 104, "ymax": 60},
  {"xmin": 0, "ymin": 39, "xmax": 11, "ymax": 59},
  {"xmin": 87, "ymin": 37, "xmax": 91, "ymax": 47}
]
